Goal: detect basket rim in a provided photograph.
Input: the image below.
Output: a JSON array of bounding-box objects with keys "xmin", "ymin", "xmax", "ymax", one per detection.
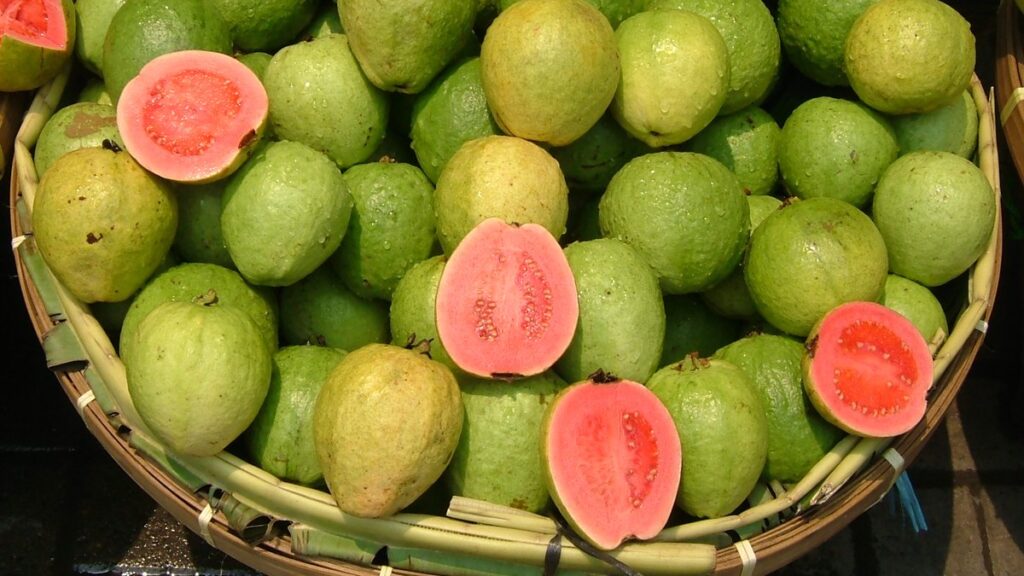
[{"xmin": 4, "ymin": 72, "xmax": 1003, "ymax": 576}]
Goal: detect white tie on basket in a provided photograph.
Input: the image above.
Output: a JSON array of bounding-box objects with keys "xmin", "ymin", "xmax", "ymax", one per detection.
[{"xmin": 734, "ymin": 540, "xmax": 757, "ymax": 576}]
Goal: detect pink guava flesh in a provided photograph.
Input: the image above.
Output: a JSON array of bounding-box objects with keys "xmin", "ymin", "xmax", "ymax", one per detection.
[
  {"xmin": 543, "ymin": 379, "xmax": 682, "ymax": 550},
  {"xmin": 117, "ymin": 50, "xmax": 268, "ymax": 183},
  {"xmin": 435, "ymin": 218, "xmax": 579, "ymax": 378},
  {"xmin": 805, "ymin": 301, "xmax": 933, "ymax": 438},
  {"xmin": 0, "ymin": 0, "xmax": 66, "ymax": 48}
]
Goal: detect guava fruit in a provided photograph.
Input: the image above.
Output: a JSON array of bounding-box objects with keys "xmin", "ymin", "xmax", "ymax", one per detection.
[
  {"xmin": 890, "ymin": 90, "xmax": 978, "ymax": 158},
  {"xmin": 263, "ymin": 34, "xmax": 389, "ymax": 169},
  {"xmin": 301, "ymin": 2, "xmax": 343, "ymax": 39},
  {"xmin": 778, "ymin": 97, "xmax": 898, "ymax": 208},
  {"xmin": 599, "ymin": 151, "xmax": 749, "ymax": 294},
  {"xmin": 118, "ymin": 262, "xmax": 279, "ymax": 367},
  {"xmin": 648, "ymin": 0, "xmax": 781, "ymax": 115},
  {"xmin": 647, "ymin": 355, "xmax": 768, "ymax": 518},
  {"xmin": 699, "ymin": 194, "xmax": 783, "ymax": 321},
  {"xmin": 555, "ymin": 239, "xmax": 665, "ymax": 384},
  {"xmin": 481, "ymin": 0, "xmax": 619, "ymax": 146},
  {"xmin": 803, "ymin": 301, "xmax": 933, "ymax": 437},
  {"xmin": 687, "ymin": 106, "xmax": 780, "ymax": 197},
  {"xmin": 844, "ymin": 0, "xmax": 975, "ymax": 114},
  {"xmin": 328, "ymin": 162, "xmax": 436, "ymax": 300},
  {"xmin": 220, "ymin": 140, "xmax": 353, "ymax": 287},
  {"xmin": 775, "ymin": 0, "xmax": 879, "ymax": 86},
  {"xmin": 172, "ymin": 181, "xmax": 234, "ymax": 269},
  {"xmin": 74, "ymin": 0, "xmax": 124, "ymax": 76},
  {"xmin": 542, "ymin": 375, "xmax": 681, "ymax": 550},
  {"xmin": 32, "ymin": 146, "xmax": 177, "ymax": 304},
  {"xmin": 389, "ymin": 256, "xmax": 461, "ymax": 374},
  {"xmin": 126, "ymin": 296, "xmax": 272, "ymax": 456},
  {"xmin": 661, "ymin": 295, "xmax": 742, "ymax": 366},
  {"xmin": 879, "ymin": 274, "xmax": 949, "ymax": 349},
  {"xmin": 246, "ymin": 345, "xmax": 347, "ymax": 486},
  {"xmin": 314, "ymin": 343, "xmax": 463, "ymax": 518},
  {"xmin": 714, "ymin": 334, "xmax": 844, "ymax": 483},
  {"xmin": 340, "ymin": 0, "xmax": 476, "ymax": 93},
  {"xmin": 445, "ymin": 371, "xmax": 567, "ymax": 513},
  {"xmin": 77, "ymin": 77, "xmax": 113, "ymax": 105},
  {"xmin": 549, "ymin": 114, "xmax": 649, "ymax": 194},
  {"xmin": 210, "ymin": 0, "xmax": 318, "ymax": 52},
  {"xmin": 499, "ymin": 0, "xmax": 647, "ymax": 29},
  {"xmin": 33, "ymin": 102, "xmax": 122, "ymax": 178},
  {"xmin": 436, "ymin": 218, "xmax": 578, "ymax": 379},
  {"xmin": 279, "ymin": 265, "xmax": 390, "ymax": 351},
  {"xmin": 236, "ymin": 52, "xmax": 272, "ymax": 81},
  {"xmin": 410, "ymin": 57, "xmax": 501, "ymax": 183},
  {"xmin": 0, "ymin": 0, "xmax": 75, "ymax": 92},
  {"xmin": 89, "ymin": 250, "xmax": 179, "ymax": 339},
  {"xmin": 116, "ymin": 50, "xmax": 268, "ymax": 184},
  {"xmin": 870, "ymin": 151, "xmax": 995, "ymax": 287},
  {"xmin": 102, "ymin": 0, "xmax": 232, "ymax": 102},
  {"xmin": 745, "ymin": 197, "xmax": 889, "ymax": 337},
  {"xmin": 433, "ymin": 135, "xmax": 569, "ymax": 254},
  {"xmin": 612, "ymin": 9, "xmax": 729, "ymax": 147}
]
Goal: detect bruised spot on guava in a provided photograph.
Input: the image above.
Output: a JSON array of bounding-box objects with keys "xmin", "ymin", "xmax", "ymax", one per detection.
[
  {"xmin": 86, "ymin": 232, "xmax": 103, "ymax": 244},
  {"xmin": 66, "ymin": 113, "xmax": 117, "ymax": 138}
]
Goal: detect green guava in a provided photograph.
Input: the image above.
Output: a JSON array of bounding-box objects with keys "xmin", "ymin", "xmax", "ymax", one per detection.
[
  {"xmin": 340, "ymin": 0, "xmax": 477, "ymax": 93},
  {"xmin": 714, "ymin": 334, "xmax": 844, "ymax": 483},
  {"xmin": 549, "ymin": 114, "xmax": 650, "ymax": 194},
  {"xmin": 870, "ymin": 151, "xmax": 995, "ymax": 287},
  {"xmin": 33, "ymin": 102, "xmax": 122, "ymax": 178},
  {"xmin": 775, "ymin": 0, "xmax": 879, "ymax": 86},
  {"xmin": 445, "ymin": 371, "xmax": 566, "ymax": 513},
  {"xmin": 661, "ymin": 294, "xmax": 741, "ymax": 367},
  {"xmin": 126, "ymin": 297, "xmax": 272, "ymax": 456},
  {"xmin": 744, "ymin": 197, "xmax": 889, "ymax": 337},
  {"xmin": 555, "ymin": 238, "xmax": 665, "ymax": 383},
  {"xmin": 778, "ymin": 97, "xmax": 898, "ymax": 208},
  {"xmin": 210, "ymin": 0, "xmax": 318, "ymax": 52},
  {"xmin": 648, "ymin": 356, "xmax": 768, "ymax": 518},
  {"xmin": 410, "ymin": 57, "xmax": 501, "ymax": 183},
  {"xmin": 612, "ymin": 9, "xmax": 729, "ymax": 147},
  {"xmin": 221, "ymin": 140, "xmax": 353, "ymax": 287},
  {"xmin": 328, "ymin": 162, "xmax": 436, "ymax": 300},
  {"xmin": 279, "ymin": 266, "xmax": 390, "ymax": 351},
  {"xmin": 263, "ymin": 34, "xmax": 389, "ymax": 168},
  {"xmin": 172, "ymin": 181, "xmax": 235, "ymax": 269},
  {"xmin": 433, "ymin": 135, "xmax": 569, "ymax": 254},
  {"xmin": 389, "ymin": 256, "xmax": 461, "ymax": 374},
  {"xmin": 890, "ymin": 90, "xmax": 978, "ymax": 158},
  {"xmin": 314, "ymin": 344, "xmax": 463, "ymax": 517},
  {"xmin": 74, "ymin": 0, "xmax": 125, "ymax": 76},
  {"xmin": 117, "ymin": 262, "xmax": 279, "ymax": 367},
  {"xmin": 102, "ymin": 0, "xmax": 232, "ymax": 102},
  {"xmin": 246, "ymin": 345, "xmax": 347, "ymax": 486},
  {"xmin": 687, "ymin": 106, "xmax": 780, "ymax": 196},
  {"xmin": 879, "ymin": 274, "xmax": 949, "ymax": 349},
  {"xmin": 32, "ymin": 146, "xmax": 177, "ymax": 304},
  {"xmin": 481, "ymin": 0, "xmax": 619, "ymax": 146},
  {"xmin": 599, "ymin": 151, "xmax": 749, "ymax": 294}
]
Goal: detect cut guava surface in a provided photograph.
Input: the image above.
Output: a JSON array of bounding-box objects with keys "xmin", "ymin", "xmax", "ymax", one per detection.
[
  {"xmin": 0, "ymin": 0, "xmax": 74, "ymax": 92},
  {"xmin": 435, "ymin": 218, "xmax": 578, "ymax": 379},
  {"xmin": 542, "ymin": 376, "xmax": 682, "ymax": 550},
  {"xmin": 116, "ymin": 50, "xmax": 267, "ymax": 183},
  {"xmin": 804, "ymin": 301, "xmax": 933, "ymax": 438}
]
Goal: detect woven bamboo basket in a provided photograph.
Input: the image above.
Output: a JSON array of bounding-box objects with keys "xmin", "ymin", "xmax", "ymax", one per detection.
[
  {"xmin": 5, "ymin": 67, "xmax": 1002, "ymax": 575},
  {"xmin": 997, "ymin": 0, "xmax": 1024, "ymax": 185}
]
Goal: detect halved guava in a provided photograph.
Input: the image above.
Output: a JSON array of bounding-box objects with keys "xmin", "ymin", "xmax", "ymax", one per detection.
[
  {"xmin": 116, "ymin": 50, "xmax": 268, "ymax": 183},
  {"xmin": 435, "ymin": 218, "xmax": 578, "ymax": 379},
  {"xmin": 0, "ymin": 0, "xmax": 75, "ymax": 92},
  {"xmin": 542, "ymin": 376, "xmax": 682, "ymax": 550},
  {"xmin": 804, "ymin": 301, "xmax": 933, "ymax": 438}
]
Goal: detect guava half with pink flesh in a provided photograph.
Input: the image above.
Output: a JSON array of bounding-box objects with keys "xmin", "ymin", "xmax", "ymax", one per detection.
[
  {"xmin": 542, "ymin": 375, "xmax": 682, "ymax": 550},
  {"xmin": 435, "ymin": 217, "xmax": 578, "ymax": 379},
  {"xmin": 116, "ymin": 50, "xmax": 268, "ymax": 184},
  {"xmin": 804, "ymin": 301, "xmax": 933, "ymax": 438},
  {"xmin": 0, "ymin": 0, "xmax": 75, "ymax": 92}
]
